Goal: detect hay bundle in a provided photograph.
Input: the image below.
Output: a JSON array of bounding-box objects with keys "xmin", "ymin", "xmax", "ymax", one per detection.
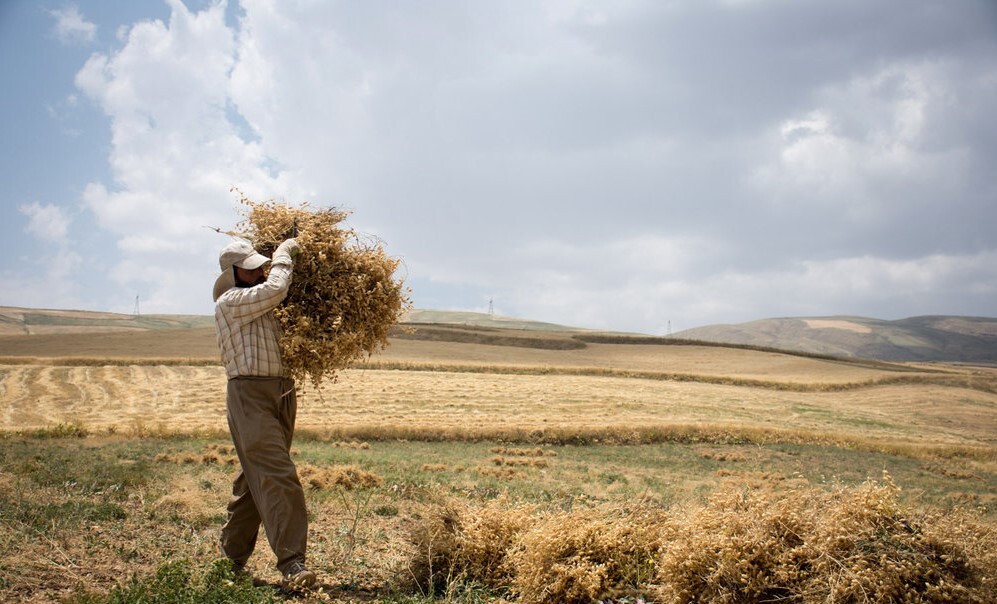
[{"xmin": 233, "ymin": 191, "xmax": 410, "ymax": 386}]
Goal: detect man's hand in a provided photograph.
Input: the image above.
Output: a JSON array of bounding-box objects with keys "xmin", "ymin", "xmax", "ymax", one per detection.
[{"xmin": 275, "ymin": 238, "xmax": 301, "ymax": 261}]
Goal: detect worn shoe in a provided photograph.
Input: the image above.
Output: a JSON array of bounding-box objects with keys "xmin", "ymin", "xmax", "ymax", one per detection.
[{"xmin": 282, "ymin": 561, "xmax": 317, "ymax": 588}]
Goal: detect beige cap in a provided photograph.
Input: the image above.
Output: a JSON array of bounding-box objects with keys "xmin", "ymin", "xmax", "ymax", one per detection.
[{"xmin": 213, "ymin": 240, "xmax": 270, "ymax": 301}]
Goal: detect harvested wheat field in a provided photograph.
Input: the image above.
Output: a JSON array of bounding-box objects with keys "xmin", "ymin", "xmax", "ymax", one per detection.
[
  {"xmin": 1, "ymin": 364, "xmax": 995, "ymax": 450},
  {"xmin": 1, "ymin": 319, "xmax": 996, "ymax": 603}
]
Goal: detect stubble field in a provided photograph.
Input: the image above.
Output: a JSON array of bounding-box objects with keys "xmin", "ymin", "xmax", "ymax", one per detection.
[{"xmin": 1, "ymin": 324, "xmax": 995, "ymax": 602}]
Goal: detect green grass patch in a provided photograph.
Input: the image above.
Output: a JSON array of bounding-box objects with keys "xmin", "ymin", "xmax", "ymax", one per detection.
[
  {"xmin": 68, "ymin": 558, "xmax": 283, "ymax": 604},
  {"xmin": 0, "ymin": 437, "xmax": 157, "ymax": 494},
  {"xmin": 287, "ymin": 437, "xmax": 996, "ymax": 515},
  {"xmin": 0, "ymin": 497, "xmax": 127, "ymax": 533}
]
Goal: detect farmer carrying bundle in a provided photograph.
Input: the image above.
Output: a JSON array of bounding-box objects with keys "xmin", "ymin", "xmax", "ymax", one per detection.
[{"xmin": 210, "ymin": 191, "xmax": 408, "ymax": 587}]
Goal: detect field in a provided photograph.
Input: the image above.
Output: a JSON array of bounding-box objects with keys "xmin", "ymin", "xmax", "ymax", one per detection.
[{"xmin": 1, "ymin": 322, "xmax": 996, "ymax": 602}]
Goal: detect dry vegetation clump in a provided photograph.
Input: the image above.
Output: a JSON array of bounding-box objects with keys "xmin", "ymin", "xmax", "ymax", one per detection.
[
  {"xmin": 149, "ymin": 475, "xmax": 227, "ymax": 522},
  {"xmin": 654, "ymin": 475, "xmax": 996, "ymax": 603},
  {"xmin": 491, "ymin": 446, "xmax": 557, "ymax": 457},
  {"xmin": 155, "ymin": 444, "xmax": 239, "ymax": 466},
  {"xmin": 407, "ymin": 476, "xmax": 996, "ymax": 603},
  {"xmin": 477, "ymin": 467, "xmax": 522, "ymax": 480},
  {"xmin": 327, "ymin": 440, "xmax": 371, "ymax": 450},
  {"xmin": 509, "ymin": 504, "xmax": 665, "ymax": 604},
  {"xmin": 297, "ymin": 463, "xmax": 384, "ymax": 490},
  {"xmin": 699, "ymin": 448, "xmax": 748, "ymax": 462},
  {"xmin": 233, "ymin": 192, "xmax": 410, "ymax": 386},
  {"xmin": 154, "ymin": 451, "xmax": 239, "ymax": 466},
  {"xmin": 408, "ymin": 497, "xmax": 539, "ymax": 595},
  {"xmin": 205, "ymin": 443, "xmax": 236, "ymax": 455},
  {"xmin": 490, "ymin": 456, "xmax": 549, "ymax": 468}
]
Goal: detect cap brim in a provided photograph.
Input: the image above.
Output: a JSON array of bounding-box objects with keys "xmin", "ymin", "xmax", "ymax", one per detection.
[
  {"xmin": 213, "ymin": 269, "xmax": 236, "ymax": 302},
  {"xmin": 234, "ymin": 252, "xmax": 270, "ymax": 270}
]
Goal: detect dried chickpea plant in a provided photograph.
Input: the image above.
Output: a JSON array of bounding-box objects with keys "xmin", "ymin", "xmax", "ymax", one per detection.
[
  {"xmin": 408, "ymin": 475, "xmax": 996, "ymax": 604},
  {"xmin": 231, "ymin": 190, "xmax": 411, "ymax": 387}
]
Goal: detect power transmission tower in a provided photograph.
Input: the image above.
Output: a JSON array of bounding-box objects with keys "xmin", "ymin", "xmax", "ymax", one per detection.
[
  {"xmin": 488, "ymin": 299, "xmax": 494, "ymax": 316},
  {"xmin": 133, "ymin": 295, "xmax": 140, "ymax": 316}
]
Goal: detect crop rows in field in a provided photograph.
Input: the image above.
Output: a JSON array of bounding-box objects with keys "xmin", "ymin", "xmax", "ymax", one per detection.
[{"xmin": 2, "ymin": 362, "xmax": 995, "ymax": 455}]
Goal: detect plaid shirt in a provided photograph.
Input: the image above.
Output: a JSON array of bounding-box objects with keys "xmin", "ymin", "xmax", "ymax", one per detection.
[{"xmin": 214, "ymin": 249, "xmax": 294, "ymax": 379}]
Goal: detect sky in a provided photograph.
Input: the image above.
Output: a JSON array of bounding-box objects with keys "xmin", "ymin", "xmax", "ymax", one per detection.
[{"xmin": 1, "ymin": 0, "xmax": 995, "ymax": 335}]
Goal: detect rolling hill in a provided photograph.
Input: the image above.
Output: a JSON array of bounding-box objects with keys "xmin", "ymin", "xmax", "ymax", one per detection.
[
  {"xmin": 0, "ymin": 306, "xmax": 213, "ymax": 335},
  {"xmin": 2, "ymin": 306, "xmax": 995, "ymax": 364},
  {"xmin": 674, "ymin": 315, "xmax": 997, "ymax": 364}
]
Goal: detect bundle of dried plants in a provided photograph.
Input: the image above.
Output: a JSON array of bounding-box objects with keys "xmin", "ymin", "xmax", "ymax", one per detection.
[{"xmin": 231, "ymin": 191, "xmax": 410, "ymax": 386}]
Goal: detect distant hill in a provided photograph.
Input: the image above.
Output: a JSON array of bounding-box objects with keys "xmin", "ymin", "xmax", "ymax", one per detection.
[
  {"xmin": 674, "ymin": 315, "xmax": 997, "ymax": 364},
  {"xmin": 0, "ymin": 306, "xmax": 586, "ymax": 336},
  {"xmin": 4, "ymin": 306, "xmax": 995, "ymax": 364},
  {"xmin": 0, "ymin": 306, "xmax": 213, "ymax": 336}
]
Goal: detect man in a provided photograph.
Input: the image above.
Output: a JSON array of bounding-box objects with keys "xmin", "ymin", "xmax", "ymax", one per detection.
[{"xmin": 212, "ymin": 237, "xmax": 317, "ymax": 588}]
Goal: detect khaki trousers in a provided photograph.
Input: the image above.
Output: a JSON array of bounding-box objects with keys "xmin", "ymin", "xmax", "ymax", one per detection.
[{"xmin": 220, "ymin": 376, "xmax": 308, "ymax": 574}]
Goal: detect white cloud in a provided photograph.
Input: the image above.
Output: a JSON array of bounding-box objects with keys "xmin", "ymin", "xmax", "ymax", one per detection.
[
  {"xmin": 49, "ymin": 5, "xmax": 97, "ymax": 45},
  {"xmin": 19, "ymin": 202, "xmax": 71, "ymax": 242},
  {"xmin": 3, "ymin": 204, "xmax": 87, "ymax": 311},
  {"xmin": 750, "ymin": 60, "xmax": 975, "ymax": 227},
  {"xmin": 73, "ymin": 1, "xmax": 306, "ymax": 314},
  {"xmin": 0, "ymin": 249, "xmax": 86, "ymax": 310}
]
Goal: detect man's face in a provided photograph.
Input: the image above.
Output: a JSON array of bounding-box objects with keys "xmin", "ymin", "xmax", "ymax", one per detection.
[{"xmin": 234, "ymin": 265, "xmax": 267, "ymax": 287}]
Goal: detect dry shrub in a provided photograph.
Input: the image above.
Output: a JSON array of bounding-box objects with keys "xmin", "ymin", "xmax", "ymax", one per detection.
[
  {"xmin": 297, "ymin": 463, "xmax": 383, "ymax": 490},
  {"xmin": 408, "ymin": 500, "xmax": 466, "ymax": 594},
  {"xmin": 200, "ymin": 451, "xmax": 223, "ymax": 465},
  {"xmin": 491, "ymin": 456, "xmax": 548, "ymax": 468},
  {"xmin": 155, "ymin": 450, "xmax": 238, "ymax": 466},
  {"xmin": 408, "ymin": 497, "xmax": 537, "ymax": 595},
  {"xmin": 234, "ymin": 192, "xmax": 410, "ymax": 386},
  {"xmin": 491, "ymin": 447, "xmax": 556, "ymax": 457},
  {"xmin": 477, "ymin": 467, "xmax": 521, "ymax": 480},
  {"xmin": 405, "ymin": 477, "xmax": 996, "ymax": 603},
  {"xmin": 700, "ymin": 449, "xmax": 748, "ymax": 462},
  {"xmin": 155, "ymin": 452, "xmax": 199, "ymax": 464},
  {"xmin": 653, "ymin": 474, "xmax": 996, "ymax": 603},
  {"xmin": 508, "ymin": 504, "xmax": 665, "ymax": 604},
  {"xmin": 329, "ymin": 440, "xmax": 371, "ymax": 450},
  {"xmin": 205, "ymin": 443, "xmax": 236, "ymax": 455}
]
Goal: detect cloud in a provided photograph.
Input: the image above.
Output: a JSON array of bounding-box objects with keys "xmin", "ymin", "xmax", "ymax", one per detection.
[
  {"xmin": 48, "ymin": 5, "xmax": 96, "ymax": 45},
  {"xmin": 19, "ymin": 202, "xmax": 71, "ymax": 242},
  {"xmin": 3, "ymin": 203, "xmax": 86, "ymax": 310},
  {"xmin": 74, "ymin": 1, "xmax": 302, "ymax": 314},
  {"xmin": 748, "ymin": 56, "xmax": 997, "ymax": 259}
]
